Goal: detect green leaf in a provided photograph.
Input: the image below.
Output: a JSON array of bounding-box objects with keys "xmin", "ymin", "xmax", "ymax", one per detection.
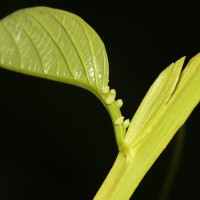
[
  {"xmin": 0, "ymin": 6, "xmax": 126, "ymax": 149},
  {"xmin": 124, "ymin": 56, "xmax": 185, "ymax": 148},
  {"xmin": 0, "ymin": 6, "xmax": 109, "ymax": 96},
  {"xmin": 124, "ymin": 54, "xmax": 200, "ymax": 152}
]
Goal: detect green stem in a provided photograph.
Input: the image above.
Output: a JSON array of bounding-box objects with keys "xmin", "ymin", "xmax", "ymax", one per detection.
[
  {"xmin": 93, "ymin": 151, "xmax": 127, "ymax": 200},
  {"xmin": 93, "ymin": 117, "xmax": 187, "ymax": 200},
  {"xmin": 94, "ymin": 52, "xmax": 200, "ymax": 199},
  {"xmin": 157, "ymin": 124, "xmax": 186, "ymax": 200},
  {"xmin": 105, "ymin": 101, "xmax": 127, "ymax": 150},
  {"xmin": 97, "ymin": 90, "xmax": 127, "ymax": 150}
]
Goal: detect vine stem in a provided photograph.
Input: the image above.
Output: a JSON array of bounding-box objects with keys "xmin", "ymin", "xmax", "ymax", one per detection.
[
  {"xmin": 94, "ymin": 51, "xmax": 200, "ymax": 198},
  {"xmin": 93, "ymin": 125, "xmax": 186, "ymax": 200},
  {"xmin": 157, "ymin": 124, "xmax": 186, "ymax": 200},
  {"xmin": 93, "ymin": 151, "xmax": 127, "ymax": 200},
  {"xmin": 97, "ymin": 89, "xmax": 127, "ymax": 150},
  {"xmin": 105, "ymin": 101, "xmax": 127, "ymax": 150}
]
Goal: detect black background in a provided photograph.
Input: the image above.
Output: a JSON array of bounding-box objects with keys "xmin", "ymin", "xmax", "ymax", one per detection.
[{"xmin": 0, "ymin": 1, "xmax": 200, "ymax": 199}]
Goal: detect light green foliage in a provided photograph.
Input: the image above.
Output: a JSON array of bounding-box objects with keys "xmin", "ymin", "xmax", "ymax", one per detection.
[
  {"xmin": 0, "ymin": 6, "xmax": 126, "ymax": 150},
  {"xmin": 124, "ymin": 54, "xmax": 200, "ymax": 154},
  {"xmin": 95, "ymin": 54, "xmax": 200, "ymax": 199},
  {"xmin": 1, "ymin": 6, "xmax": 200, "ymax": 200},
  {"xmin": 125, "ymin": 57, "xmax": 185, "ymax": 147},
  {"xmin": 0, "ymin": 6, "xmax": 109, "ymax": 95}
]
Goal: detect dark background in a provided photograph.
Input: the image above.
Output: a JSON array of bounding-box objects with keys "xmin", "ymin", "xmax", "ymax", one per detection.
[{"xmin": 0, "ymin": 1, "xmax": 200, "ymax": 199}]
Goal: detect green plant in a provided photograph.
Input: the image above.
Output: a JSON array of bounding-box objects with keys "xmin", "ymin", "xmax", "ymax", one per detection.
[{"xmin": 0, "ymin": 6, "xmax": 200, "ymax": 199}]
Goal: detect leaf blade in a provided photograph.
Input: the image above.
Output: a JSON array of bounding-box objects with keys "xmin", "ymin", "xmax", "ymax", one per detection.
[{"xmin": 0, "ymin": 6, "xmax": 109, "ymax": 94}]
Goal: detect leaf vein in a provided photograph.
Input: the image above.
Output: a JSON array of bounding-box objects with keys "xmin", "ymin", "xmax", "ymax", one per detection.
[
  {"xmin": 46, "ymin": 10, "xmax": 92, "ymax": 84},
  {"xmin": 25, "ymin": 12, "xmax": 76, "ymax": 79},
  {"xmin": 1, "ymin": 20, "xmax": 22, "ymax": 67},
  {"xmin": 11, "ymin": 15, "xmax": 44, "ymax": 70},
  {"xmin": 71, "ymin": 16, "xmax": 100, "ymax": 88}
]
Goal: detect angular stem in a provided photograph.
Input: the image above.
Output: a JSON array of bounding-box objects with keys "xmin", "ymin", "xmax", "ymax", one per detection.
[{"xmin": 93, "ymin": 152, "xmax": 128, "ymax": 200}]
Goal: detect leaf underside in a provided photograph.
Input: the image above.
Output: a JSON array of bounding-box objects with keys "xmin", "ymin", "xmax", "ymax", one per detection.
[
  {"xmin": 0, "ymin": 6, "xmax": 109, "ymax": 94},
  {"xmin": 1, "ymin": 6, "xmax": 200, "ymax": 200}
]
